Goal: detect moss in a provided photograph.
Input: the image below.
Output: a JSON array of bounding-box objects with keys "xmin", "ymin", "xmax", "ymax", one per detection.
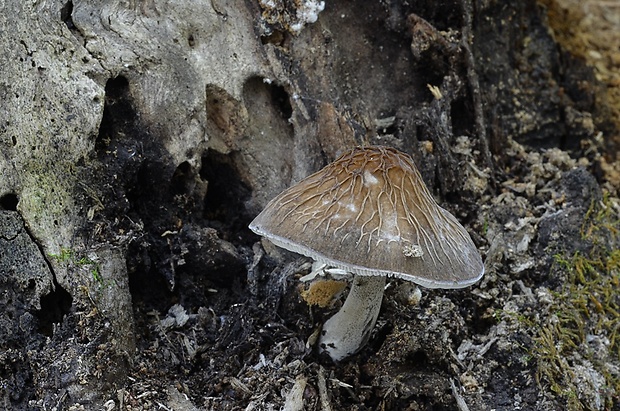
[
  {"xmin": 533, "ymin": 195, "xmax": 620, "ymax": 410},
  {"xmin": 49, "ymin": 247, "xmax": 103, "ymax": 284},
  {"xmin": 18, "ymin": 163, "xmax": 78, "ymax": 249},
  {"xmin": 496, "ymin": 308, "xmax": 537, "ymax": 329}
]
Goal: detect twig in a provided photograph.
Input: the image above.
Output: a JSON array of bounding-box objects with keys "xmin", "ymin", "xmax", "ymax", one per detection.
[
  {"xmin": 450, "ymin": 379, "xmax": 471, "ymax": 411},
  {"xmin": 317, "ymin": 366, "xmax": 333, "ymax": 411},
  {"xmin": 247, "ymin": 242, "xmax": 264, "ymax": 297},
  {"xmin": 283, "ymin": 375, "xmax": 307, "ymax": 411}
]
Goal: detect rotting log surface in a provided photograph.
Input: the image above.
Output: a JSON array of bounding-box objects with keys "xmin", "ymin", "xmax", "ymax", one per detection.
[{"xmin": 0, "ymin": 0, "xmax": 618, "ymax": 409}]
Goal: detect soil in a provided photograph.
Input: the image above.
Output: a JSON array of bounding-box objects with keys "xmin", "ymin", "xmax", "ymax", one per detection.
[{"xmin": 1, "ymin": 0, "xmax": 619, "ymax": 410}]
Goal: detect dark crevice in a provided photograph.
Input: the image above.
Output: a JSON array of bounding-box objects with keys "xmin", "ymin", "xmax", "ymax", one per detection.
[
  {"xmin": 261, "ymin": 30, "xmax": 286, "ymax": 46},
  {"xmin": 94, "ymin": 75, "xmax": 178, "ymax": 301},
  {"xmin": 269, "ymin": 83, "xmax": 293, "ymax": 120},
  {"xmin": 170, "ymin": 161, "xmax": 194, "ymax": 196},
  {"xmin": 95, "ymin": 76, "xmax": 132, "ymax": 156},
  {"xmin": 60, "ymin": 1, "xmax": 76, "ymax": 32},
  {"xmin": 127, "ymin": 250, "xmax": 174, "ymax": 313},
  {"xmin": 35, "ymin": 285, "xmax": 73, "ymax": 337},
  {"xmin": 200, "ymin": 149, "xmax": 254, "ymax": 244},
  {"xmin": 366, "ymin": 320, "xmax": 393, "ymax": 356},
  {"xmin": 0, "ymin": 193, "xmax": 19, "ymax": 211},
  {"xmin": 16, "ymin": 223, "xmax": 74, "ymax": 337},
  {"xmin": 93, "ymin": 76, "xmax": 239, "ymax": 324},
  {"xmin": 450, "ymin": 96, "xmax": 474, "ymax": 138},
  {"xmin": 187, "ymin": 34, "xmax": 196, "ymax": 48},
  {"xmin": 406, "ymin": 350, "xmax": 430, "ymax": 369}
]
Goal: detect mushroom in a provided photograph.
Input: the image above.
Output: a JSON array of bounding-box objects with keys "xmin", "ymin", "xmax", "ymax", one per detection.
[{"xmin": 249, "ymin": 146, "xmax": 484, "ymax": 360}]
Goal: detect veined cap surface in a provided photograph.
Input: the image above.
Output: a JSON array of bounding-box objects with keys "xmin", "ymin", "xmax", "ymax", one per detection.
[{"xmin": 249, "ymin": 146, "xmax": 484, "ymax": 289}]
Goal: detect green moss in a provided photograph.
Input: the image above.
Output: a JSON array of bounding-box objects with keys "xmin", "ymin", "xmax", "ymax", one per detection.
[
  {"xmin": 49, "ymin": 247, "xmax": 103, "ymax": 284},
  {"xmin": 533, "ymin": 195, "xmax": 620, "ymax": 410},
  {"xmin": 482, "ymin": 217, "xmax": 490, "ymax": 237},
  {"xmin": 21, "ymin": 170, "xmax": 73, "ymax": 221},
  {"xmin": 496, "ymin": 308, "xmax": 537, "ymax": 328},
  {"xmin": 48, "ymin": 247, "xmax": 73, "ymax": 263}
]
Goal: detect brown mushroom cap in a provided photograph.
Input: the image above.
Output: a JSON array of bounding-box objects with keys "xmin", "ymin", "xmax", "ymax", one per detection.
[{"xmin": 249, "ymin": 146, "xmax": 484, "ymax": 289}]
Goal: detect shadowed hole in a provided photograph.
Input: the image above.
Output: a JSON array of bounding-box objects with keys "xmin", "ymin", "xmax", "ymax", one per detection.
[
  {"xmin": 269, "ymin": 83, "xmax": 293, "ymax": 120},
  {"xmin": 34, "ymin": 284, "xmax": 73, "ymax": 337},
  {"xmin": 0, "ymin": 193, "xmax": 18, "ymax": 211},
  {"xmin": 60, "ymin": 0, "xmax": 76, "ymax": 31},
  {"xmin": 261, "ymin": 30, "xmax": 286, "ymax": 46},
  {"xmin": 170, "ymin": 161, "xmax": 194, "ymax": 196},
  {"xmin": 200, "ymin": 149, "xmax": 253, "ymax": 243}
]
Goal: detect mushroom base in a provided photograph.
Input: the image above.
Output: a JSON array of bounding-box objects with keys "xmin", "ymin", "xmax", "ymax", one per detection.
[{"xmin": 318, "ymin": 275, "xmax": 386, "ymax": 361}]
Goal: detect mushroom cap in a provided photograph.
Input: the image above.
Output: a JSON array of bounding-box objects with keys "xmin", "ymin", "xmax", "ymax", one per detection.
[{"xmin": 249, "ymin": 146, "xmax": 484, "ymax": 289}]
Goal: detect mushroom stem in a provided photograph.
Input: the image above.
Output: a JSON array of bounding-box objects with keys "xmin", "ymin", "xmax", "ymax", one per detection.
[{"xmin": 319, "ymin": 275, "xmax": 386, "ymax": 361}]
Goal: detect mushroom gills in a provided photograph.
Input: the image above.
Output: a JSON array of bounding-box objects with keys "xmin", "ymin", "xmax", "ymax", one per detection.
[{"xmin": 319, "ymin": 275, "xmax": 386, "ymax": 361}]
